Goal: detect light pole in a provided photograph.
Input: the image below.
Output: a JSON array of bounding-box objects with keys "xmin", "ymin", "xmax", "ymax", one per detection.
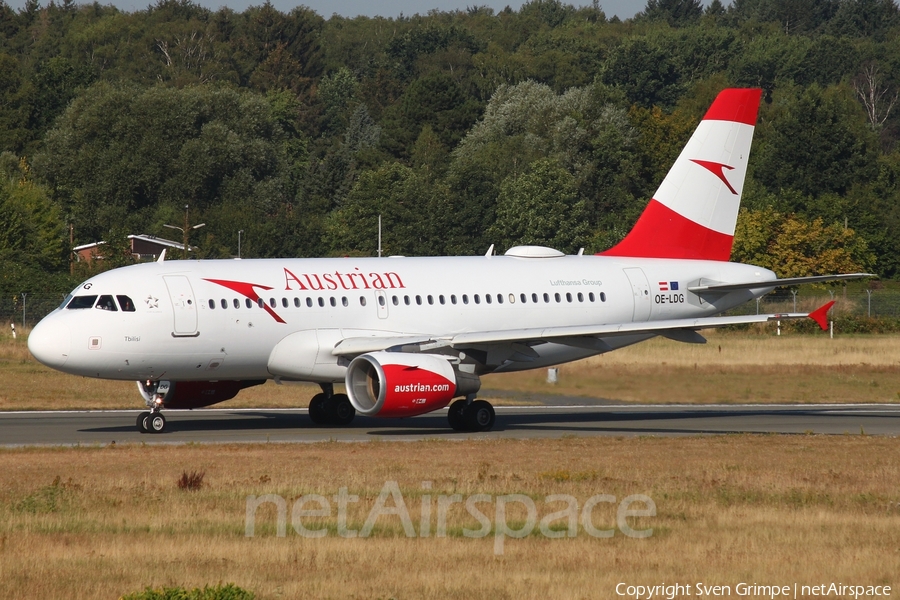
[
  {"xmin": 21, "ymin": 292, "xmax": 26, "ymax": 331},
  {"xmin": 238, "ymin": 230, "xmax": 243, "ymax": 258},
  {"xmin": 163, "ymin": 205, "xmax": 205, "ymax": 259}
]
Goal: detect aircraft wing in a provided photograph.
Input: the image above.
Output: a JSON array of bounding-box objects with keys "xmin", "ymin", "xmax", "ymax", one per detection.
[
  {"xmin": 688, "ymin": 273, "xmax": 875, "ymax": 294},
  {"xmin": 332, "ymin": 302, "xmax": 835, "ymax": 359}
]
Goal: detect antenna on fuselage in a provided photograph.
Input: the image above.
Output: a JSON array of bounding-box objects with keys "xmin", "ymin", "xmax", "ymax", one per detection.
[
  {"xmin": 485, "ymin": 244, "xmax": 494, "ymax": 257},
  {"xmin": 157, "ymin": 249, "xmax": 166, "ymax": 262}
]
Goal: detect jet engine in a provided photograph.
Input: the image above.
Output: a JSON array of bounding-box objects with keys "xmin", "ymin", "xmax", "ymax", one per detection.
[
  {"xmin": 137, "ymin": 379, "xmax": 265, "ymax": 409},
  {"xmin": 345, "ymin": 352, "xmax": 480, "ymax": 418}
]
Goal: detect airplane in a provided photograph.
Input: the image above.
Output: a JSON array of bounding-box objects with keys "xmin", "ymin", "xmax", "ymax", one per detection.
[{"xmin": 27, "ymin": 88, "xmax": 872, "ymax": 434}]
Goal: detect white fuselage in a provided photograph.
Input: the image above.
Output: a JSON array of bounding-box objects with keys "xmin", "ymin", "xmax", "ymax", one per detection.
[{"xmin": 28, "ymin": 252, "xmax": 775, "ymax": 383}]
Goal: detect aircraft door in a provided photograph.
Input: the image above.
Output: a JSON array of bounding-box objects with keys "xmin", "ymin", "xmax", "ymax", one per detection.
[
  {"xmin": 163, "ymin": 275, "xmax": 199, "ymax": 336},
  {"xmin": 375, "ymin": 291, "xmax": 388, "ymax": 319},
  {"xmin": 623, "ymin": 267, "xmax": 651, "ymax": 322}
]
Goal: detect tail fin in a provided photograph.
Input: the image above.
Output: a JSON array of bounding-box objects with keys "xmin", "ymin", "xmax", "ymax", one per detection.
[{"xmin": 600, "ymin": 88, "xmax": 762, "ymax": 261}]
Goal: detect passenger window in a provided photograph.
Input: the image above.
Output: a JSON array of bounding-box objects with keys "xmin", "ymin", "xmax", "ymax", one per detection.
[
  {"xmin": 117, "ymin": 295, "xmax": 136, "ymax": 312},
  {"xmin": 427, "ymin": 295, "xmax": 434, "ymax": 305},
  {"xmin": 451, "ymin": 295, "xmax": 457, "ymax": 305},
  {"xmin": 342, "ymin": 297, "xmax": 348, "ymax": 307},
  {"xmin": 392, "ymin": 296, "xmax": 399, "ymax": 306},
  {"xmin": 485, "ymin": 294, "xmax": 492, "ymax": 304},
  {"xmin": 497, "ymin": 294, "xmax": 504, "ymax": 304},
  {"xmin": 306, "ymin": 298, "xmax": 313, "ymax": 307},
  {"xmin": 566, "ymin": 293, "xmax": 572, "ymax": 302},
  {"xmin": 67, "ymin": 295, "xmax": 98, "ymax": 309},
  {"xmin": 520, "ymin": 294, "xmax": 526, "ymax": 303},
  {"xmin": 555, "ymin": 293, "xmax": 561, "ymax": 303},
  {"xmin": 294, "ymin": 298, "xmax": 300, "ymax": 308},
  {"xmin": 282, "ymin": 298, "xmax": 288, "ymax": 308},
  {"xmin": 96, "ymin": 295, "xmax": 118, "ymax": 311},
  {"xmin": 416, "ymin": 295, "xmax": 423, "ymax": 306},
  {"xmin": 209, "ymin": 299, "xmax": 216, "ymax": 309},
  {"xmin": 318, "ymin": 298, "xmax": 325, "ymax": 307},
  {"xmin": 257, "ymin": 299, "xmax": 264, "ymax": 308},
  {"xmin": 600, "ymin": 292, "xmax": 607, "ymax": 302},
  {"xmin": 589, "ymin": 292, "xmax": 595, "ymax": 302},
  {"xmin": 378, "ymin": 295, "xmax": 385, "ymax": 307},
  {"xmin": 474, "ymin": 294, "xmax": 481, "ymax": 304},
  {"xmin": 404, "ymin": 296, "xmax": 410, "ymax": 306},
  {"xmin": 246, "ymin": 299, "xmax": 253, "ymax": 309},
  {"xmin": 269, "ymin": 298, "xmax": 276, "ymax": 308},
  {"xmin": 532, "ymin": 293, "xmax": 538, "ymax": 303},
  {"xmin": 543, "ymin": 293, "xmax": 550, "ymax": 303},
  {"xmin": 577, "ymin": 292, "xmax": 584, "ymax": 302},
  {"xmin": 439, "ymin": 295, "xmax": 445, "ymax": 305},
  {"xmin": 462, "ymin": 295, "xmax": 469, "ymax": 305},
  {"xmin": 329, "ymin": 297, "xmax": 336, "ymax": 307},
  {"xmin": 221, "ymin": 299, "xmax": 228, "ymax": 309},
  {"xmin": 360, "ymin": 296, "xmax": 367, "ymax": 307},
  {"xmin": 234, "ymin": 298, "xmax": 240, "ymax": 309}
]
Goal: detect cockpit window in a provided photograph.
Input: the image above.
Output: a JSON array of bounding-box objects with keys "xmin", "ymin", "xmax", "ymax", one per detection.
[
  {"xmin": 95, "ymin": 295, "xmax": 118, "ymax": 311},
  {"xmin": 67, "ymin": 295, "xmax": 97, "ymax": 309},
  {"xmin": 59, "ymin": 294, "xmax": 73, "ymax": 310},
  {"xmin": 117, "ymin": 295, "xmax": 135, "ymax": 312}
]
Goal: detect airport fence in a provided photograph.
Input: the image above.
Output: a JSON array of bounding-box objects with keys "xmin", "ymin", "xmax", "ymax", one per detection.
[{"xmin": 2, "ymin": 288, "xmax": 899, "ymax": 337}]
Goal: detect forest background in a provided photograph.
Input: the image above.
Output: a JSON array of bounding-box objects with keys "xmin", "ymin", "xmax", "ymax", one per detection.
[{"xmin": 1, "ymin": 0, "xmax": 899, "ymax": 304}]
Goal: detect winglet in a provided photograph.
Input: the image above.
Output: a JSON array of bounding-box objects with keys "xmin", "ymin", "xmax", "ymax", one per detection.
[{"xmin": 809, "ymin": 301, "xmax": 835, "ymax": 331}]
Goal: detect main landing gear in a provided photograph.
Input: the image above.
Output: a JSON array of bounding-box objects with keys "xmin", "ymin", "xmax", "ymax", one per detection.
[
  {"xmin": 308, "ymin": 383, "xmax": 356, "ymax": 426},
  {"xmin": 447, "ymin": 396, "xmax": 496, "ymax": 432}
]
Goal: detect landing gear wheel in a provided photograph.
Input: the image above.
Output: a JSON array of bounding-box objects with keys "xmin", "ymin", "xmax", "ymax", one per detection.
[
  {"xmin": 137, "ymin": 411, "xmax": 151, "ymax": 433},
  {"xmin": 448, "ymin": 399, "xmax": 468, "ymax": 431},
  {"xmin": 147, "ymin": 412, "xmax": 167, "ymax": 433},
  {"xmin": 308, "ymin": 393, "xmax": 329, "ymax": 425},
  {"xmin": 465, "ymin": 400, "xmax": 495, "ymax": 432},
  {"xmin": 326, "ymin": 394, "xmax": 356, "ymax": 426}
]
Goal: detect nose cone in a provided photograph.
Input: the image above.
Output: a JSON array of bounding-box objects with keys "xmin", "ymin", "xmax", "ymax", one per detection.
[{"xmin": 28, "ymin": 318, "xmax": 70, "ymax": 370}]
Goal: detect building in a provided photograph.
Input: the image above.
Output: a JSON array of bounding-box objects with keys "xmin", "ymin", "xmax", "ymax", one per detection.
[{"xmin": 73, "ymin": 235, "xmax": 189, "ymax": 264}]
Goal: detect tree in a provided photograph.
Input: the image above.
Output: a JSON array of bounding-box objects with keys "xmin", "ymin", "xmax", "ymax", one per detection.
[
  {"xmin": 327, "ymin": 162, "xmax": 450, "ymax": 256},
  {"xmin": 754, "ymin": 84, "xmax": 879, "ymax": 198},
  {"xmin": 486, "ymin": 158, "xmax": 591, "ymax": 253},
  {"xmin": 33, "ymin": 82, "xmax": 298, "ymax": 252},
  {"xmin": 732, "ymin": 207, "xmax": 873, "ymax": 277},
  {"xmin": 0, "ymin": 156, "xmax": 66, "ymax": 271},
  {"xmin": 638, "ymin": 0, "xmax": 703, "ymax": 26},
  {"xmin": 601, "ymin": 36, "xmax": 682, "ymax": 108}
]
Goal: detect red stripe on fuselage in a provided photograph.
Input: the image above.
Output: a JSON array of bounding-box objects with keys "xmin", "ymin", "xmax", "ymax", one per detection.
[{"xmin": 598, "ymin": 199, "xmax": 733, "ymax": 261}]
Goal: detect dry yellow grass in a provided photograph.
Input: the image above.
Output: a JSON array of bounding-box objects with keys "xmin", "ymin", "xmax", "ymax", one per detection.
[
  {"xmin": 3, "ymin": 331, "xmax": 900, "ymax": 410},
  {"xmin": 1, "ymin": 437, "xmax": 898, "ymax": 599}
]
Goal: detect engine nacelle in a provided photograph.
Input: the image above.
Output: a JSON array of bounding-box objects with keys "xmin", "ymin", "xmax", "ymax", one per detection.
[
  {"xmin": 345, "ymin": 352, "xmax": 480, "ymax": 418},
  {"xmin": 137, "ymin": 379, "xmax": 265, "ymax": 409}
]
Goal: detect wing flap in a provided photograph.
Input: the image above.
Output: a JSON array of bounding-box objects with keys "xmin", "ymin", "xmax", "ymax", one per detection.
[{"xmin": 332, "ymin": 303, "xmax": 835, "ymax": 359}]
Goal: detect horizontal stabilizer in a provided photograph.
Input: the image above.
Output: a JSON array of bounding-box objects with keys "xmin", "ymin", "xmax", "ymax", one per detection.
[{"xmin": 688, "ymin": 273, "xmax": 875, "ymax": 294}]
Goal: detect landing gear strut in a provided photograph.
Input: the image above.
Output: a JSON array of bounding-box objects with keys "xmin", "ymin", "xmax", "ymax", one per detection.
[
  {"xmin": 448, "ymin": 396, "xmax": 495, "ymax": 432},
  {"xmin": 308, "ymin": 383, "xmax": 356, "ymax": 426},
  {"xmin": 137, "ymin": 380, "xmax": 168, "ymax": 434}
]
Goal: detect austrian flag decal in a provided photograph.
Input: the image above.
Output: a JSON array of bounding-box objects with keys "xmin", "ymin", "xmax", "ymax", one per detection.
[{"xmin": 658, "ymin": 281, "xmax": 679, "ymax": 292}]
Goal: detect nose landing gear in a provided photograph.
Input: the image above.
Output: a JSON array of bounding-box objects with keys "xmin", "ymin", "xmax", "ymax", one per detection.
[
  {"xmin": 137, "ymin": 380, "xmax": 168, "ymax": 433},
  {"xmin": 137, "ymin": 410, "xmax": 166, "ymax": 433}
]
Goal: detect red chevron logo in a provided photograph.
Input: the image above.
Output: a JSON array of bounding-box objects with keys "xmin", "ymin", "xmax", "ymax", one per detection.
[{"xmin": 690, "ymin": 159, "xmax": 737, "ymax": 195}]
